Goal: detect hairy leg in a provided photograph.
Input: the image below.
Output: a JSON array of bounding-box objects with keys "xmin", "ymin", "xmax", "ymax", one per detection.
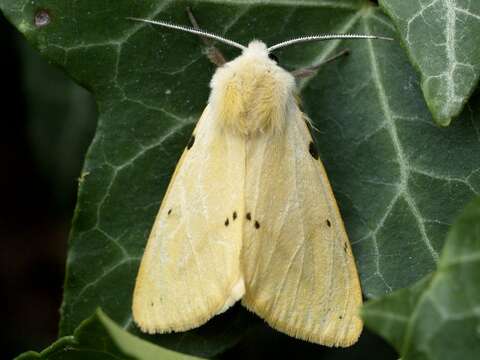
[
  {"xmin": 292, "ymin": 49, "xmax": 350, "ymax": 78},
  {"xmin": 187, "ymin": 7, "xmax": 227, "ymax": 67}
]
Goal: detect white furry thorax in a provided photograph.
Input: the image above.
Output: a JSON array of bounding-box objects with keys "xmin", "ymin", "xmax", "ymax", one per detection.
[{"xmin": 208, "ymin": 40, "xmax": 296, "ymax": 136}]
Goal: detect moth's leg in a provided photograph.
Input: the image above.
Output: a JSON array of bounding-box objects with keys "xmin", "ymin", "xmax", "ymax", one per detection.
[
  {"xmin": 292, "ymin": 49, "xmax": 350, "ymax": 78},
  {"xmin": 186, "ymin": 7, "xmax": 227, "ymax": 67}
]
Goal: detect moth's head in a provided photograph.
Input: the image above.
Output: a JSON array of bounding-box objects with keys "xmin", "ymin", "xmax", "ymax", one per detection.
[
  {"xmin": 209, "ymin": 39, "xmax": 295, "ymax": 135},
  {"xmin": 231, "ymin": 40, "xmax": 286, "ymax": 81},
  {"xmin": 242, "ymin": 40, "xmax": 278, "ymax": 63}
]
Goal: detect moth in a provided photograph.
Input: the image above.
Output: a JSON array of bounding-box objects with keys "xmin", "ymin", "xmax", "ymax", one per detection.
[{"xmin": 130, "ymin": 11, "xmax": 390, "ymax": 347}]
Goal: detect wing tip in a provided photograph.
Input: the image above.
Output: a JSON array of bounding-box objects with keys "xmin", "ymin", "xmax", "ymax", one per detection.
[
  {"xmin": 132, "ymin": 278, "xmax": 245, "ymax": 334},
  {"xmin": 131, "ymin": 302, "xmax": 218, "ymax": 334},
  {"xmin": 131, "ymin": 291, "xmax": 220, "ymax": 334},
  {"xmin": 241, "ymin": 298, "xmax": 363, "ymax": 347}
]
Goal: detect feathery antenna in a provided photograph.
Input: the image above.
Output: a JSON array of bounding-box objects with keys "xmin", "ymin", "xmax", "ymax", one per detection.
[
  {"xmin": 126, "ymin": 17, "xmax": 247, "ymax": 51},
  {"xmin": 268, "ymin": 34, "xmax": 393, "ymax": 52},
  {"xmin": 127, "ymin": 17, "xmax": 393, "ymax": 54}
]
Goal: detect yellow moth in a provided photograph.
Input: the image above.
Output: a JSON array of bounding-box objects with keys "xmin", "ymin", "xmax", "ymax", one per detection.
[{"xmin": 130, "ymin": 14, "xmax": 390, "ymax": 347}]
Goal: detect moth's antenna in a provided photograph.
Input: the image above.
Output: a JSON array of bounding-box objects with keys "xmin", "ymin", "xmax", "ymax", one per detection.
[
  {"xmin": 268, "ymin": 34, "xmax": 393, "ymax": 52},
  {"xmin": 127, "ymin": 17, "xmax": 247, "ymax": 51}
]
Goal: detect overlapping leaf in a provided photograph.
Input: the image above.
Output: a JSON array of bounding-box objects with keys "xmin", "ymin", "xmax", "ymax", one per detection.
[
  {"xmin": 363, "ymin": 197, "xmax": 480, "ymax": 360},
  {"xmin": 380, "ymin": 0, "xmax": 480, "ymax": 125},
  {"xmin": 15, "ymin": 309, "xmax": 204, "ymax": 360}
]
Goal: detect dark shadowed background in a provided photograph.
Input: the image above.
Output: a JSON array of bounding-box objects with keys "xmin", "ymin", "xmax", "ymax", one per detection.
[{"xmin": 0, "ymin": 13, "xmax": 96, "ymax": 359}]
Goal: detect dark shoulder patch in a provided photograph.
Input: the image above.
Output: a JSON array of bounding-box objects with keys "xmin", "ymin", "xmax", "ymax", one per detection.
[
  {"xmin": 268, "ymin": 52, "xmax": 279, "ymax": 63},
  {"xmin": 187, "ymin": 135, "xmax": 195, "ymax": 150},
  {"xmin": 309, "ymin": 141, "xmax": 319, "ymax": 160}
]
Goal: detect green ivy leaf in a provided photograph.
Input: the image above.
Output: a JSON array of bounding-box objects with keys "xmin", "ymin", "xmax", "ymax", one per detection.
[
  {"xmin": 2, "ymin": 0, "xmax": 480, "ymax": 357},
  {"xmin": 362, "ymin": 196, "xmax": 480, "ymax": 360},
  {"xmin": 379, "ymin": 0, "xmax": 480, "ymax": 126},
  {"xmin": 15, "ymin": 309, "xmax": 204, "ymax": 360}
]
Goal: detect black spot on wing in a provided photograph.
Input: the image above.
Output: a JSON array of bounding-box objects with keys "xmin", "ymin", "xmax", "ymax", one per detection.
[
  {"xmin": 254, "ymin": 221, "xmax": 260, "ymax": 229},
  {"xmin": 309, "ymin": 141, "xmax": 319, "ymax": 160},
  {"xmin": 225, "ymin": 218, "xmax": 229, "ymax": 226},
  {"xmin": 187, "ymin": 134, "xmax": 195, "ymax": 150},
  {"xmin": 246, "ymin": 212, "xmax": 251, "ymax": 221},
  {"xmin": 167, "ymin": 209, "xmax": 172, "ymax": 215},
  {"xmin": 233, "ymin": 211, "xmax": 237, "ymax": 220},
  {"xmin": 326, "ymin": 219, "xmax": 331, "ymax": 227}
]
